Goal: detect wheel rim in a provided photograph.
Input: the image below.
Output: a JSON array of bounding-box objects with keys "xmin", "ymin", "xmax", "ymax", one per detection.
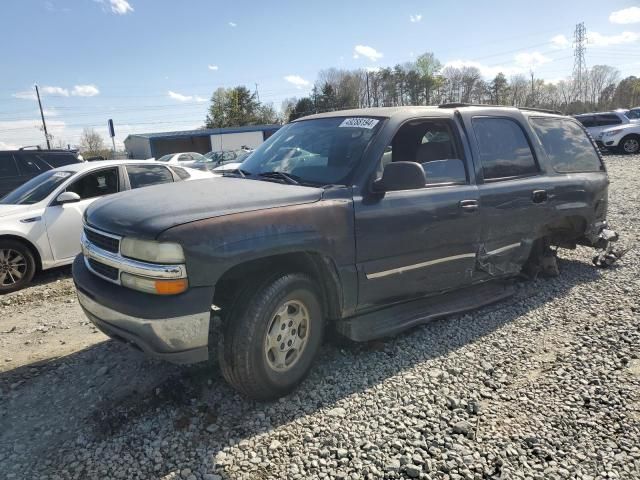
[
  {"xmin": 0, "ymin": 249, "xmax": 27, "ymax": 287},
  {"xmin": 264, "ymin": 299, "xmax": 310, "ymax": 372},
  {"xmin": 623, "ymin": 138, "xmax": 639, "ymax": 153}
]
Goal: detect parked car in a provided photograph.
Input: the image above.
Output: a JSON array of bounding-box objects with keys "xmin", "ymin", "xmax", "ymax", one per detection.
[
  {"xmin": 0, "ymin": 161, "xmax": 213, "ymax": 292},
  {"xmin": 0, "ymin": 148, "xmax": 83, "ymax": 198},
  {"xmin": 595, "ymin": 123, "xmax": 640, "ymax": 154},
  {"xmin": 74, "ymin": 105, "xmax": 613, "ymax": 399},
  {"xmin": 156, "ymin": 152, "xmax": 207, "ymax": 167},
  {"xmin": 194, "ymin": 150, "xmax": 252, "ymax": 172},
  {"xmin": 623, "ymin": 107, "xmax": 640, "ymax": 121},
  {"xmin": 573, "ymin": 111, "xmax": 632, "ymax": 139}
]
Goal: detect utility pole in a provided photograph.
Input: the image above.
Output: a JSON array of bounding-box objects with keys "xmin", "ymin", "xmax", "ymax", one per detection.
[
  {"xmin": 35, "ymin": 84, "xmax": 51, "ymax": 149},
  {"xmin": 365, "ymin": 71, "xmax": 371, "ymax": 107},
  {"xmin": 572, "ymin": 22, "xmax": 587, "ymax": 103}
]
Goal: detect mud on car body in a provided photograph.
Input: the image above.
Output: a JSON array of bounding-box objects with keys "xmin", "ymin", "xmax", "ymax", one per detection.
[{"xmin": 73, "ymin": 105, "xmax": 615, "ymax": 399}]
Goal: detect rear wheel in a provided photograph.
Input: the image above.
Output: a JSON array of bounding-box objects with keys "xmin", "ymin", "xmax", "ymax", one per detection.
[
  {"xmin": 218, "ymin": 273, "xmax": 323, "ymax": 400},
  {"xmin": 617, "ymin": 135, "xmax": 640, "ymax": 155},
  {"xmin": 0, "ymin": 240, "xmax": 36, "ymax": 294}
]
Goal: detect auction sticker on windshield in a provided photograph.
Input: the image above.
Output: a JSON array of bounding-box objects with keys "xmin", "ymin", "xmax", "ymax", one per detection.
[{"xmin": 339, "ymin": 118, "xmax": 379, "ymax": 129}]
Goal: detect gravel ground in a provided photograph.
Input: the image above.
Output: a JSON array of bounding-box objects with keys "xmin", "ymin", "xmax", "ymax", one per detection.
[{"xmin": 1, "ymin": 154, "xmax": 639, "ymax": 480}]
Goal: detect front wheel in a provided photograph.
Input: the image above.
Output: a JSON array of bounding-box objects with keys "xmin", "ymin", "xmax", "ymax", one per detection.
[
  {"xmin": 617, "ymin": 135, "xmax": 640, "ymax": 155},
  {"xmin": 0, "ymin": 240, "xmax": 36, "ymax": 294},
  {"xmin": 218, "ymin": 273, "xmax": 324, "ymax": 400}
]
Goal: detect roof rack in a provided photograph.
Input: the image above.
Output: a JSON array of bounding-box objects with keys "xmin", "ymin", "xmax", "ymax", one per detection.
[{"xmin": 438, "ymin": 103, "xmax": 564, "ymax": 115}]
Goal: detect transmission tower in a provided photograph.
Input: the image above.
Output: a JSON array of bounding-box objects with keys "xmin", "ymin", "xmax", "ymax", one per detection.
[{"xmin": 572, "ymin": 22, "xmax": 587, "ymax": 102}]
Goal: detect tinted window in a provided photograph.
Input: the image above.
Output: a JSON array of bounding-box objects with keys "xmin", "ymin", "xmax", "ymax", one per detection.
[
  {"xmin": 16, "ymin": 154, "xmax": 49, "ymax": 175},
  {"xmin": 0, "ymin": 154, "xmax": 19, "ymax": 178},
  {"xmin": 170, "ymin": 166, "xmax": 190, "ymax": 180},
  {"xmin": 1, "ymin": 170, "xmax": 73, "ymax": 205},
  {"xmin": 595, "ymin": 114, "xmax": 622, "ymax": 126},
  {"xmin": 625, "ymin": 109, "xmax": 640, "ymax": 120},
  {"xmin": 379, "ymin": 119, "xmax": 466, "ymax": 185},
  {"xmin": 575, "ymin": 115, "xmax": 595, "ymax": 127},
  {"xmin": 530, "ymin": 117, "xmax": 603, "ymax": 173},
  {"xmin": 38, "ymin": 153, "xmax": 79, "ymax": 168},
  {"xmin": 472, "ymin": 117, "xmax": 538, "ymax": 180},
  {"xmin": 126, "ymin": 165, "xmax": 174, "ymax": 189}
]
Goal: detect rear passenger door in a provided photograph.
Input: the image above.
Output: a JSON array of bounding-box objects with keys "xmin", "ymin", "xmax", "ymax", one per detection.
[
  {"xmin": 460, "ymin": 113, "xmax": 551, "ymax": 275},
  {"xmin": 125, "ymin": 164, "xmax": 175, "ymax": 189},
  {"xmin": 0, "ymin": 153, "xmax": 22, "ymax": 197},
  {"xmin": 591, "ymin": 114, "xmax": 624, "ymax": 139}
]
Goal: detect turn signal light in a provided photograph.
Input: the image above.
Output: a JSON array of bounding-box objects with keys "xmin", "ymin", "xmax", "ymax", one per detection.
[{"xmin": 154, "ymin": 278, "xmax": 188, "ymax": 295}]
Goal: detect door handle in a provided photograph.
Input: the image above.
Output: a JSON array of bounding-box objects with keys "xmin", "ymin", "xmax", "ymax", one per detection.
[
  {"xmin": 532, "ymin": 190, "xmax": 548, "ymax": 203},
  {"xmin": 459, "ymin": 199, "xmax": 479, "ymax": 212}
]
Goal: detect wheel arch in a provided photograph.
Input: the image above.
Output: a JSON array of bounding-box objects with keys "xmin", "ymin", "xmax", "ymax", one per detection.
[
  {"xmin": 213, "ymin": 251, "xmax": 343, "ymax": 322},
  {"xmin": 0, "ymin": 234, "xmax": 43, "ymax": 271}
]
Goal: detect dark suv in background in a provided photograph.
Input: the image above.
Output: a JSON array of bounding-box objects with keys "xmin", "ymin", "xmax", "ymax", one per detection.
[{"xmin": 0, "ymin": 148, "xmax": 83, "ymax": 197}]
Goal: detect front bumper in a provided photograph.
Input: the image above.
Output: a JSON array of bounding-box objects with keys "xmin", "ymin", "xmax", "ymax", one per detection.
[{"xmin": 73, "ymin": 255, "xmax": 213, "ymax": 364}]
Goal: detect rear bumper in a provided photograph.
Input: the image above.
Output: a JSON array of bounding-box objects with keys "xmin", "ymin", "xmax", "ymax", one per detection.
[{"xmin": 73, "ymin": 255, "xmax": 213, "ymax": 364}]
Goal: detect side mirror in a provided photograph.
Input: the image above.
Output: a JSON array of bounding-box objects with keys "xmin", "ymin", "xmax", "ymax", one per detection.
[
  {"xmin": 56, "ymin": 191, "xmax": 81, "ymax": 205},
  {"xmin": 373, "ymin": 162, "xmax": 426, "ymax": 192}
]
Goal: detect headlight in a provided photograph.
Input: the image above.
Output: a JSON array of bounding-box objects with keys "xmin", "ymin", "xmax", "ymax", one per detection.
[
  {"xmin": 120, "ymin": 238, "xmax": 185, "ymax": 263},
  {"xmin": 603, "ymin": 129, "xmax": 623, "ymax": 137}
]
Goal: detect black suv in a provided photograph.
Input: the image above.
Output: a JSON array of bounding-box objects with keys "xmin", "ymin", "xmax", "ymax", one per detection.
[
  {"xmin": 73, "ymin": 105, "xmax": 613, "ymax": 399},
  {"xmin": 0, "ymin": 148, "xmax": 83, "ymax": 198}
]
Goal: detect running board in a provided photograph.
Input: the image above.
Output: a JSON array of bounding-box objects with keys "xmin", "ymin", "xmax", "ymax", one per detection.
[{"xmin": 335, "ymin": 281, "xmax": 515, "ymax": 342}]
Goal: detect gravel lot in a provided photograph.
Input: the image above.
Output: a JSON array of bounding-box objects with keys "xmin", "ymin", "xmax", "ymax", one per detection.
[{"xmin": 1, "ymin": 154, "xmax": 639, "ymax": 480}]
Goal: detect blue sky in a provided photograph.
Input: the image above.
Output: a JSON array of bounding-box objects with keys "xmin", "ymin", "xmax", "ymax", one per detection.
[{"xmin": 1, "ymin": 0, "xmax": 639, "ymax": 150}]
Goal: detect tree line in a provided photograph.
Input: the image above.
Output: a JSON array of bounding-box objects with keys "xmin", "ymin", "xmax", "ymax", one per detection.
[{"xmin": 278, "ymin": 52, "xmax": 639, "ymax": 122}]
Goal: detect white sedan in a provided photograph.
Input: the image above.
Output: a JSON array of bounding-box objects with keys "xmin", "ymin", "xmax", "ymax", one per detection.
[
  {"xmin": 156, "ymin": 152, "xmax": 207, "ymax": 166},
  {"xmin": 0, "ymin": 160, "xmax": 213, "ymax": 293}
]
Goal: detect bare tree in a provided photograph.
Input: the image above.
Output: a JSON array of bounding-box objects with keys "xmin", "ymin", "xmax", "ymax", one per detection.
[
  {"xmin": 587, "ymin": 65, "xmax": 620, "ymax": 107},
  {"xmin": 79, "ymin": 128, "xmax": 105, "ymax": 154}
]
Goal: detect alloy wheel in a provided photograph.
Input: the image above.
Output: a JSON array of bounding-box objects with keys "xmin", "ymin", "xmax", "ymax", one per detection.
[
  {"xmin": 623, "ymin": 138, "xmax": 640, "ymax": 154},
  {"xmin": 0, "ymin": 248, "xmax": 27, "ymax": 287}
]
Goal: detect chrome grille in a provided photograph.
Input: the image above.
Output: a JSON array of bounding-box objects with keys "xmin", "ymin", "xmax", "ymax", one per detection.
[{"xmin": 84, "ymin": 227, "xmax": 119, "ymax": 253}]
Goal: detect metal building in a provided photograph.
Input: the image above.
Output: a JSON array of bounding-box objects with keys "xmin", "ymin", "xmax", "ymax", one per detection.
[{"xmin": 124, "ymin": 124, "xmax": 281, "ymax": 159}]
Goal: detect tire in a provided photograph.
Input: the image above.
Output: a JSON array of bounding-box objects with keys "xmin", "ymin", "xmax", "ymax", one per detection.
[
  {"xmin": 0, "ymin": 239, "xmax": 36, "ymax": 294},
  {"xmin": 617, "ymin": 135, "xmax": 640, "ymax": 155},
  {"xmin": 218, "ymin": 272, "xmax": 324, "ymax": 400}
]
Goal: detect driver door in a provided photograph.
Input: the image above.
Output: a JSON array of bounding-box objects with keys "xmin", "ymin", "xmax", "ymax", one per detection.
[{"xmin": 43, "ymin": 167, "xmax": 121, "ymax": 261}]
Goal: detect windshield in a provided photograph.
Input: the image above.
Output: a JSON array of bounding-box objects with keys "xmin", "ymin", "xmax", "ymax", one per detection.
[
  {"xmin": 157, "ymin": 154, "xmax": 173, "ymax": 162},
  {"xmin": 1, "ymin": 170, "xmax": 73, "ymax": 205},
  {"xmin": 240, "ymin": 117, "xmax": 382, "ymax": 186}
]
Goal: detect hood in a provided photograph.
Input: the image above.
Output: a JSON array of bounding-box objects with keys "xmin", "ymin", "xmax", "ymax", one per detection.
[
  {"xmin": 85, "ymin": 177, "xmax": 323, "ymax": 238},
  {"xmin": 0, "ymin": 204, "xmax": 41, "ymax": 219}
]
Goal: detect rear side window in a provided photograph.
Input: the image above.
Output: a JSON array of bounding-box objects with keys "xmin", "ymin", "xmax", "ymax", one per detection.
[
  {"xmin": 595, "ymin": 114, "xmax": 622, "ymax": 127},
  {"xmin": 170, "ymin": 166, "xmax": 191, "ymax": 180},
  {"xmin": 16, "ymin": 154, "xmax": 49, "ymax": 175},
  {"xmin": 0, "ymin": 153, "xmax": 19, "ymax": 178},
  {"xmin": 38, "ymin": 153, "xmax": 79, "ymax": 168},
  {"xmin": 126, "ymin": 165, "xmax": 174, "ymax": 189},
  {"xmin": 472, "ymin": 117, "xmax": 538, "ymax": 180},
  {"xmin": 530, "ymin": 117, "xmax": 603, "ymax": 173}
]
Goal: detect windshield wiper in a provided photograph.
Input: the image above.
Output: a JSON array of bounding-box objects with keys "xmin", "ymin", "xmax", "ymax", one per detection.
[
  {"xmin": 257, "ymin": 171, "xmax": 300, "ymax": 185},
  {"xmin": 221, "ymin": 168, "xmax": 251, "ymax": 178}
]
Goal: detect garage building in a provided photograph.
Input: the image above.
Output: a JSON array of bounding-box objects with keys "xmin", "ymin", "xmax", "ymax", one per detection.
[{"xmin": 124, "ymin": 124, "xmax": 281, "ymax": 159}]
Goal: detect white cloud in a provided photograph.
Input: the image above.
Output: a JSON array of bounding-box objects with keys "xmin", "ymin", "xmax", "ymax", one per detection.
[
  {"xmin": 514, "ymin": 51, "xmax": 551, "ymax": 69},
  {"xmin": 610, "ymin": 7, "xmax": 640, "ymax": 24},
  {"xmin": 0, "ymin": 119, "xmax": 68, "ymax": 149},
  {"xmin": 0, "ymin": 141, "xmax": 18, "ymax": 150},
  {"xmin": 208, "ymin": 64, "xmax": 219, "ymax": 71},
  {"xmin": 588, "ymin": 30, "xmax": 640, "ymax": 46},
  {"xmin": 228, "ymin": 21, "xmax": 237, "ymax": 27},
  {"xmin": 168, "ymin": 91, "xmax": 206, "ymax": 102},
  {"xmin": 108, "ymin": 0, "xmax": 133, "ymax": 15},
  {"xmin": 12, "ymin": 90, "xmax": 37, "ymax": 100},
  {"xmin": 43, "ymin": 108, "xmax": 58, "ymax": 117},
  {"xmin": 353, "ymin": 45, "xmax": 383, "ymax": 62},
  {"xmin": 42, "ymin": 86, "xmax": 69, "ymax": 96},
  {"xmin": 365, "ymin": 66, "xmax": 381, "ymax": 73},
  {"xmin": 71, "ymin": 84, "xmax": 100, "ymax": 97},
  {"xmin": 410, "ymin": 14, "xmax": 422, "ymax": 23},
  {"xmin": 284, "ymin": 75, "xmax": 311, "ymax": 89},
  {"xmin": 551, "ymin": 34, "xmax": 570, "ymax": 49}
]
